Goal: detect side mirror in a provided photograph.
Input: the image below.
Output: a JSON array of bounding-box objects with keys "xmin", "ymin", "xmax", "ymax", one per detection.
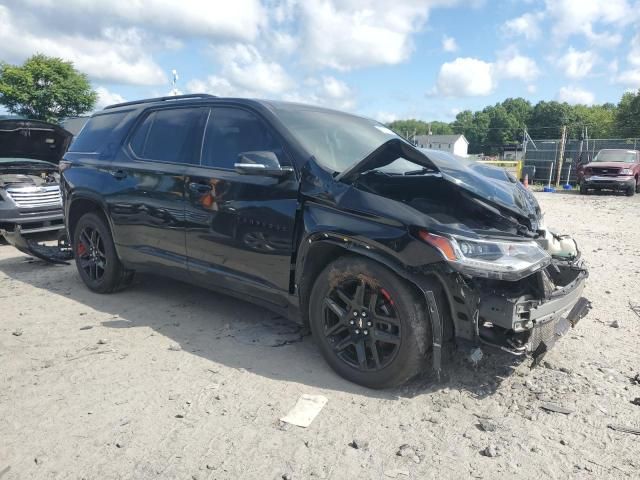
[{"xmin": 234, "ymin": 151, "xmax": 294, "ymax": 177}]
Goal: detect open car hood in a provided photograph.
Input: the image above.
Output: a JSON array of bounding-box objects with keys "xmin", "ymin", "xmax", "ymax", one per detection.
[
  {"xmin": 0, "ymin": 119, "xmax": 72, "ymax": 165},
  {"xmin": 336, "ymin": 139, "xmax": 541, "ymax": 226}
]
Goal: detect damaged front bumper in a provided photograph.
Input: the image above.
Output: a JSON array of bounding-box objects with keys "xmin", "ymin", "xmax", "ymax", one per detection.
[
  {"xmin": 434, "ymin": 252, "xmax": 591, "ymax": 366},
  {"xmin": 476, "ymin": 261, "xmax": 590, "ymax": 357},
  {"xmin": 0, "ymin": 224, "xmax": 73, "ymax": 264}
]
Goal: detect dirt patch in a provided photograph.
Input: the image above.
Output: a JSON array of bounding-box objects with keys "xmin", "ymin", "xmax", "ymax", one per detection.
[{"xmin": 1, "ymin": 192, "xmax": 639, "ymax": 479}]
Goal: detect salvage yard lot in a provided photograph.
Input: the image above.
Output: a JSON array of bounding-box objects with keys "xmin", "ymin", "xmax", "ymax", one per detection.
[{"xmin": 1, "ymin": 192, "xmax": 639, "ymax": 479}]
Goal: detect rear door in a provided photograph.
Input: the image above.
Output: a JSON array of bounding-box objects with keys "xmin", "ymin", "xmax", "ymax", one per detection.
[
  {"xmin": 184, "ymin": 106, "xmax": 299, "ymax": 305},
  {"xmin": 105, "ymin": 106, "xmax": 206, "ymax": 273}
]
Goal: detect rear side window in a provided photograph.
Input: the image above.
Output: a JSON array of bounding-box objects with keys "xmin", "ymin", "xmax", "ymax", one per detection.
[
  {"xmin": 129, "ymin": 108, "xmax": 202, "ymax": 163},
  {"xmin": 201, "ymin": 107, "xmax": 286, "ymax": 169},
  {"xmin": 68, "ymin": 112, "xmax": 127, "ymax": 153}
]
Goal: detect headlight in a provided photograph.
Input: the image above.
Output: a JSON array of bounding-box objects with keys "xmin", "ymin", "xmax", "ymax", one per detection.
[
  {"xmin": 620, "ymin": 168, "xmax": 633, "ymax": 175},
  {"xmin": 418, "ymin": 231, "xmax": 550, "ymax": 280}
]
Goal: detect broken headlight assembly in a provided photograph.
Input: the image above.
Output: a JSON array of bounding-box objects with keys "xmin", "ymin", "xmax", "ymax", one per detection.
[{"xmin": 418, "ymin": 231, "xmax": 551, "ymax": 280}]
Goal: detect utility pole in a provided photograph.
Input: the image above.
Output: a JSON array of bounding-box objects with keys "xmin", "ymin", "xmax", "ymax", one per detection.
[{"xmin": 555, "ymin": 125, "xmax": 567, "ymax": 188}]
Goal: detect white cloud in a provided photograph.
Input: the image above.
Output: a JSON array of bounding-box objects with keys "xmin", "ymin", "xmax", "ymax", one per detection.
[
  {"xmin": 545, "ymin": 0, "xmax": 636, "ymax": 42},
  {"xmin": 282, "ymin": 76, "xmax": 356, "ymax": 110},
  {"xmin": 556, "ymin": 47, "xmax": 598, "ymax": 79},
  {"xmin": 94, "ymin": 87, "xmax": 125, "ymax": 110},
  {"xmin": 295, "ymin": 0, "xmax": 459, "ymax": 70},
  {"xmin": 0, "ymin": 0, "xmax": 267, "ymax": 86},
  {"xmin": 432, "ymin": 50, "xmax": 539, "ymax": 97},
  {"xmin": 433, "ymin": 57, "xmax": 496, "ymax": 96},
  {"xmin": 527, "ymin": 84, "xmax": 537, "ymax": 94},
  {"xmin": 496, "ymin": 50, "xmax": 540, "ymax": 81},
  {"xmin": 616, "ymin": 69, "xmax": 640, "ymax": 88},
  {"xmin": 206, "ymin": 44, "xmax": 295, "ymax": 96},
  {"xmin": 374, "ymin": 111, "xmax": 399, "ymax": 123},
  {"xmin": 628, "ymin": 34, "xmax": 640, "ymax": 66},
  {"xmin": 503, "ymin": 12, "xmax": 544, "ymax": 40},
  {"xmin": 0, "ymin": 5, "xmax": 166, "ymax": 85},
  {"xmin": 5, "ymin": 0, "xmax": 265, "ymax": 42},
  {"xmin": 557, "ymin": 86, "xmax": 595, "ymax": 105},
  {"xmin": 614, "ymin": 34, "xmax": 640, "ymax": 87},
  {"xmin": 442, "ymin": 35, "xmax": 458, "ymax": 52}
]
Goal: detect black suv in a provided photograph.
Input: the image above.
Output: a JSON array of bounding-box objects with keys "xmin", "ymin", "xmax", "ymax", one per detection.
[{"xmin": 61, "ymin": 94, "xmax": 590, "ymax": 388}]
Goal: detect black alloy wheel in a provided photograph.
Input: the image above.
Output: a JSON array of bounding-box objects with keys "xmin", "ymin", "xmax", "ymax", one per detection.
[
  {"xmin": 76, "ymin": 226, "xmax": 107, "ymax": 281},
  {"xmin": 309, "ymin": 256, "xmax": 433, "ymax": 389},
  {"xmin": 322, "ymin": 277, "xmax": 401, "ymax": 371},
  {"xmin": 73, "ymin": 212, "xmax": 134, "ymax": 293}
]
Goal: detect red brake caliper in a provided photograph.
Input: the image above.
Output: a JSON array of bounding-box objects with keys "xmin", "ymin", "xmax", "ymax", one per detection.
[
  {"xmin": 380, "ymin": 288, "xmax": 394, "ymax": 305},
  {"xmin": 77, "ymin": 242, "xmax": 86, "ymax": 256}
]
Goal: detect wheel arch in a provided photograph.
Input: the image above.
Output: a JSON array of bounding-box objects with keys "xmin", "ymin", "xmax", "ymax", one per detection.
[
  {"xmin": 67, "ymin": 194, "xmax": 112, "ymax": 242},
  {"xmin": 296, "ymin": 233, "xmax": 454, "ymax": 334}
]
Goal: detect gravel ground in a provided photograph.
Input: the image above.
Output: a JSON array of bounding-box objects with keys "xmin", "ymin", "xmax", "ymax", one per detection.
[{"xmin": 1, "ymin": 191, "xmax": 639, "ymax": 479}]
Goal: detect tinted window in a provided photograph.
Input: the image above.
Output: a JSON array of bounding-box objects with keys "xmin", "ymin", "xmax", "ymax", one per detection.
[
  {"xmin": 68, "ymin": 112, "xmax": 127, "ymax": 153},
  {"xmin": 201, "ymin": 108, "xmax": 285, "ymax": 169},
  {"xmin": 130, "ymin": 108, "xmax": 202, "ymax": 163}
]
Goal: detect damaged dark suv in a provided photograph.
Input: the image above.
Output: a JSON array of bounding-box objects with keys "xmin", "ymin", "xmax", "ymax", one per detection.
[{"xmin": 61, "ymin": 94, "xmax": 590, "ymax": 388}]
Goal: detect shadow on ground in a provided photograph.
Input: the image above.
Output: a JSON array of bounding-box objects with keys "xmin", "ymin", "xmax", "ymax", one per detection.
[{"xmin": 0, "ymin": 250, "xmax": 525, "ymax": 399}]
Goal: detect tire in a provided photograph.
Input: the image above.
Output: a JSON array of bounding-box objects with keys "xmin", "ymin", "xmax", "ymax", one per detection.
[
  {"xmin": 636, "ymin": 179, "xmax": 640, "ymax": 194},
  {"xmin": 579, "ymin": 183, "xmax": 588, "ymax": 195},
  {"xmin": 626, "ymin": 185, "xmax": 636, "ymax": 197},
  {"xmin": 72, "ymin": 212, "xmax": 133, "ymax": 293},
  {"xmin": 308, "ymin": 256, "xmax": 431, "ymax": 389}
]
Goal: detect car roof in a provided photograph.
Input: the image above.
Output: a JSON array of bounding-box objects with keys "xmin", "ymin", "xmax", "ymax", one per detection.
[{"xmin": 99, "ymin": 94, "xmax": 362, "ymax": 120}]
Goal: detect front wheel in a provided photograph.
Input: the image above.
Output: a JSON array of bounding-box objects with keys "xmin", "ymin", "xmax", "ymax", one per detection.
[
  {"xmin": 73, "ymin": 212, "xmax": 133, "ymax": 293},
  {"xmin": 579, "ymin": 183, "xmax": 588, "ymax": 195},
  {"xmin": 308, "ymin": 256, "xmax": 431, "ymax": 389}
]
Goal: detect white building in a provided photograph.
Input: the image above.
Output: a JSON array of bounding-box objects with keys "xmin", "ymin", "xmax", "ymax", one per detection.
[{"xmin": 414, "ymin": 134, "xmax": 469, "ymax": 157}]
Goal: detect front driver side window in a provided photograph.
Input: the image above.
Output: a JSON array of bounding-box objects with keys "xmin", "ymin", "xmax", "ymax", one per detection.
[{"xmin": 201, "ymin": 107, "xmax": 286, "ymax": 169}]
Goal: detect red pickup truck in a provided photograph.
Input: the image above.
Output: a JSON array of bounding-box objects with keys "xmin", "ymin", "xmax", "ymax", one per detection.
[{"xmin": 577, "ymin": 149, "xmax": 640, "ymax": 196}]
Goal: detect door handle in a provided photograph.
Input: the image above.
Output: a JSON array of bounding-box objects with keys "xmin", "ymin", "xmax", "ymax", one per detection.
[
  {"xmin": 109, "ymin": 170, "xmax": 127, "ymax": 180},
  {"xmin": 189, "ymin": 182, "xmax": 212, "ymax": 193}
]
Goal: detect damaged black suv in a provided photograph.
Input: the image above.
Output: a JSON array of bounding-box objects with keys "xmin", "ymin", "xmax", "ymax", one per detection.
[{"xmin": 61, "ymin": 94, "xmax": 590, "ymax": 388}]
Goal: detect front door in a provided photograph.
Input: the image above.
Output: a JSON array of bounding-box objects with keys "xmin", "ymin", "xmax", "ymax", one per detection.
[
  {"xmin": 184, "ymin": 106, "xmax": 299, "ymax": 306},
  {"xmin": 106, "ymin": 106, "xmax": 205, "ymax": 272}
]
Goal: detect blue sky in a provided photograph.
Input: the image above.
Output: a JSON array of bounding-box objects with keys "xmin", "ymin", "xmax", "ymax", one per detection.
[{"xmin": 1, "ymin": 0, "xmax": 639, "ymax": 122}]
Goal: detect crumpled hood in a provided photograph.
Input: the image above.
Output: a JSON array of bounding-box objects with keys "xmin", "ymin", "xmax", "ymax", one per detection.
[
  {"xmin": 336, "ymin": 139, "xmax": 541, "ymax": 227},
  {"xmin": 0, "ymin": 119, "xmax": 72, "ymax": 165}
]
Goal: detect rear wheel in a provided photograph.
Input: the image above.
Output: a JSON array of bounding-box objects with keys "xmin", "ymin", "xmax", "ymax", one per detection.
[
  {"xmin": 73, "ymin": 212, "xmax": 133, "ymax": 293},
  {"xmin": 309, "ymin": 256, "xmax": 430, "ymax": 389}
]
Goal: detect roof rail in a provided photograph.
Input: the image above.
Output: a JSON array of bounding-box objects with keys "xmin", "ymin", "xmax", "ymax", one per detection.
[{"xmin": 104, "ymin": 93, "xmax": 216, "ymax": 110}]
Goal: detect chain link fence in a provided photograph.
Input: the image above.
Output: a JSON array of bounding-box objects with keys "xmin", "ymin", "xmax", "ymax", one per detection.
[{"xmin": 523, "ymin": 138, "xmax": 640, "ymax": 185}]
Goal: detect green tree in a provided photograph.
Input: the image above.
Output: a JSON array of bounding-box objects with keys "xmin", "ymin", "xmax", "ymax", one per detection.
[
  {"xmin": 527, "ymin": 101, "xmax": 575, "ymax": 139},
  {"xmin": 615, "ymin": 90, "xmax": 640, "ymax": 138},
  {"xmin": 486, "ymin": 105, "xmax": 520, "ymax": 147},
  {"xmin": 571, "ymin": 104, "xmax": 616, "ymax": 139},
  {"xmin": 0, "ymin": 54, "xmax": 97, "ymax": 122}
]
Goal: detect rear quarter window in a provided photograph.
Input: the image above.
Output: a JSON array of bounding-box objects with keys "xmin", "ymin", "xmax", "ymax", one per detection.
[{"xmin": 68, "ymin": 111, "xmax": 128, "ymax": 153}]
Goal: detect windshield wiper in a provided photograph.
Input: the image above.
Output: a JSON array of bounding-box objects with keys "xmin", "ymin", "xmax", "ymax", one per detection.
[{"xmin": 403, "ymin": 167, "xmax": 437, "ymax": 176}]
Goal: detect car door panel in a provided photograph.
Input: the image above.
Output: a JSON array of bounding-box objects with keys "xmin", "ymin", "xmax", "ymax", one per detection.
[
  {"xmin": 104, "ymin": 106, "xmax": 205, "ymax": 273},
  {"xmin": 184, "ymin": 107, "xmax": 299, "ymax": 306}
]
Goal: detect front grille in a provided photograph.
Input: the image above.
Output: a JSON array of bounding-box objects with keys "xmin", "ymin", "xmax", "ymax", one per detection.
[
  {"xmin": 528, "ymin": 319, "xmax": 557, "ymax": 352},
  {"xmin": 6, "ymin": 185, "xmax": 62, "ymax": 208},
  {"xmin": 590, "ymin": 167, "xmax": 620, "ymax": 176}
]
